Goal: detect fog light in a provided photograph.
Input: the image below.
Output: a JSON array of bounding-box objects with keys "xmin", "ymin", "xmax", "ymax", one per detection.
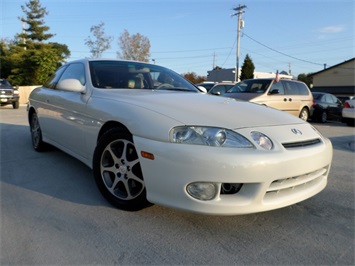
[{"xmin": 186, "ymin": 182, "xmax": 218, "ymax": 201}]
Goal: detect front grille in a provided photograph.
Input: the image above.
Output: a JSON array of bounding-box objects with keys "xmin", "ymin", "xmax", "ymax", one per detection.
[
  {"xmin": 282, "ymin": 138, "xmax": 321, "ymax": 149},
  {"xmin": 0, "ymin": 89, "xmax": 13, "ymax": 96},
  {"xmin": 263, "ymin": 166, "xmax": 329, "ymax": 203}
]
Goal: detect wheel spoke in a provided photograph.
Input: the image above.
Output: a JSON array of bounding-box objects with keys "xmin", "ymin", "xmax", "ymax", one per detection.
[{"xmin": 100, "ymin": 138, "xmax": 144, "ymax": 200}]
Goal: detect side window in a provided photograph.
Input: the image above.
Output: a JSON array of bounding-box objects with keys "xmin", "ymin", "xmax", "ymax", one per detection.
[
  {"xmin": 57, "ymin": 63, "xmax": 86, "ymax": 88},
  {"xmin": 296, "ymin": 82, "xmax": 310, "ymax": 95},
  {"xmin": 330, "ymin": 95, "xmax": 339, "ymax": 104},
  {"xmin": 283, "ymin": 81, "xmax": 299, "ymax": 95},
  {"xmin": 269, "ymin": 82, "xmax": 285, "ymax": 95},
  {"xmin": 43, "ymin": 65, "xmax": 67, "ymax": 89},
  {"xmin": 326, "ymin": 94, "xmax": 336, "ymax": 103}
]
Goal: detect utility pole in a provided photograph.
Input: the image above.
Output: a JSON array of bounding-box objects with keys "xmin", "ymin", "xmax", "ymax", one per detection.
[
  {"xmin": 212, "ymin": 51, "xmax": 216, "ymax": 69},
  {"xmin": 22, "ymin": 18, "xmax": 27, "ymax": 50},
  {"xmin": 232, "ymin": 4, "xmax": 246, "ymax": 82}
]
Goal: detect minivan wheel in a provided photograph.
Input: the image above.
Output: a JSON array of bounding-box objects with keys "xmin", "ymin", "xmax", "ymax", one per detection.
[{"xmin": 299, "ymin": 108, "xmax": 309, "ymax": 121}]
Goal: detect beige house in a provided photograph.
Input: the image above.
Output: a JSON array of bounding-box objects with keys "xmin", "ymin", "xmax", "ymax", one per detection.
[{"xmin": 311, "ymin": 58, "xmax": 355, "ymax": 96}]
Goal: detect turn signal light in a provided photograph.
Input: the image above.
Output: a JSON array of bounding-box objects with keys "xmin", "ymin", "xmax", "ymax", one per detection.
[{"xmin": 141, "ymin": 151, "xmax": 155, "ymax": 160}]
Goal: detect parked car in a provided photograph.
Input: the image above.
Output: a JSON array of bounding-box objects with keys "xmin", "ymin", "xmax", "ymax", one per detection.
[
  {"xmin": 208, "ymin": 82, "xmax": 236, "ymax": 96},
  {"xmin": 337, "ymin": 95, "xmax": 354, "ymax": 104},
  {"xmin": 27, "ymin": 59, "xmax": 333, "ymax": 215},
  {"xmin": 311, "ymin": 92, "xmax": 343, "ymax": 123},
  {"xmin": 342, "ymin": 99, "xmax": 355, "ymax": 126},
  {"xmin": 195, "ymin": 81, "xmax": 215, "ymax": 92},
  {"xmin": 0, "ymin": 79, "xmax": 20, "ymax": 109},
  {"xmin": 223, "ymin": 78, "xmax": 313, "ymax": 121}
]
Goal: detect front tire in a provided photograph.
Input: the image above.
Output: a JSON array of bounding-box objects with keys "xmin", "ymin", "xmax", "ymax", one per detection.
[
  {"xmin": 93, "ymin": 128, "xmax": 151, "ymax": 211},
  {"xmin": 12, "ymin": 101, "xmax": 19, "ymax": 109}
]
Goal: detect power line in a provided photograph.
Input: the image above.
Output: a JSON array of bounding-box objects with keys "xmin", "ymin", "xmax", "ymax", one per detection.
[{"xmin": 242, "ymin": 31, "xmax": 324, "ymax": 66}]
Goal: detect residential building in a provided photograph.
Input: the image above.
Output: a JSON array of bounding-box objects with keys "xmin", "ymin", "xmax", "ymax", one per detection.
[{"xmin": 310, "ymin": 58, "xmax": 355, "ymax": 96}]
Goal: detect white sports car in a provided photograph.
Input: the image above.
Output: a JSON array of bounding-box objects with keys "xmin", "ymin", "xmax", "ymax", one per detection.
[{"xmin": 27, "ymin": 59, "xmax": 333, "ymax": 215}]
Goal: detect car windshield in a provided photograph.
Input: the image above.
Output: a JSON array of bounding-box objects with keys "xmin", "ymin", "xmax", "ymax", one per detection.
[
  {"xmin": 0, "ymin": 79, "xmax": 12, "ymax": 87},
  {"xmin": 227, "ymin": 79, "xmax": 272, "ymax": 94},
  {"xmin": 89, "ymin": 61, "xmax": 198, "ymax": 92}
]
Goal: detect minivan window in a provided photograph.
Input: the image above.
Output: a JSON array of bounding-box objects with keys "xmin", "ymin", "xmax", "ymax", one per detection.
[
  {"xmin": 269, "ymin": 81, "xmax": 284, "ymax": 95},
  {"xmin": 228, "ymin": 79, "xmax": 271, "ymax": 94},
  {"xmin": 283, "ymin": 81, "xmax": 299, "ymax": 95},
  {"xmin": 282, "ymin": 81, "xmax": 310, "ymax": 96},
  {"xmin": 295, "ymin": 82, "xmax": 310, "ymax": 95}
]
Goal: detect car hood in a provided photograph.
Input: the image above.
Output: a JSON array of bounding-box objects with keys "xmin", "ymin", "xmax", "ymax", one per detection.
[{"xmin": 94, "ymin": 90, "xmax": 304, "ymax": 129}]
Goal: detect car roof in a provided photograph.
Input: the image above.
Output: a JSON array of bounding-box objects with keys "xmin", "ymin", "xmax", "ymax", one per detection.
[{"xmin": 67, "ymin": 58, "xmax": 154, "ymax": 66}]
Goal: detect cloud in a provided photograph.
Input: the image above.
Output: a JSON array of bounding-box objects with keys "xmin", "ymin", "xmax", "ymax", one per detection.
[{"xmin": 319, "ymin": 25, "xmax": 345, "ymax": 33}]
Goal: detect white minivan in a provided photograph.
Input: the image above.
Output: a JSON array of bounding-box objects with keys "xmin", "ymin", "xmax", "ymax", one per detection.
[{"xmin": 223, "ymin": 78, "xmax": 313, "ymax": 121}]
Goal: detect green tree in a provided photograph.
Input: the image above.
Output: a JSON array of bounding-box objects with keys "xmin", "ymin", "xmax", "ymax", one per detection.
[
  {"xmin": 0, "ymin": 39, "xmax": 14, "ymax": 78},
  {"xmin": 2, "ymin": 0, "xmax": 70, "ymax": 85},
  {"xmin": 118, "ymin": 29, "xmax": 150, "ymax": 62},
  {"xmin": 240, "ymin": 54, "xmax": 255, "ymax": 81},
  {"xmin": 18, "ymin": 0, "xmax": 54, "ymax": 44},
  {"xmin": 85, "ymin": 22, "xmax": 113, "ymax": 58},
  {"xmin": 297, "ymin": 73, "xmax": 313, "ymax": 88}
]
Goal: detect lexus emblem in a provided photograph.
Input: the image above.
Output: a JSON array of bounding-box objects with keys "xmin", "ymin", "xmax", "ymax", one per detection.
[{"xmin": 291, "ymin": 128, "xmax": 302, "ymax": 135}]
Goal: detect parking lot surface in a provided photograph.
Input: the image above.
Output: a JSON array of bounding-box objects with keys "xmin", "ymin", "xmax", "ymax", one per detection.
[{"xmin": 1, "ymin": 106, "xmax": 354, "ymax": 265}]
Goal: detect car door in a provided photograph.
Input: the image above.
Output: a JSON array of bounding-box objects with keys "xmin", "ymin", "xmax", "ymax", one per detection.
[
  {"xmin": 281, "ymin": 80, "xmax": 303, "ymax": 116},
  {"xmin": 263, "ymin": 81, "xmax": 291, "ymax": 113},
  {"xmin": 41, "ymin": 62, "xmax": 91, "ymax": 159},
  {"xmin": 326, "ymin": 94, "xmax": 343, "ymax": 120}
]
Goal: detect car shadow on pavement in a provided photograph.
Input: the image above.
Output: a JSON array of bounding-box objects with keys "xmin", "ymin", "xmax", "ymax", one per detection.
[
  {"xmin": 328, "ymin": 135, "xmax": 355, "ymax": 152},
  {"xmin": 0, "ymin": 123, "xmax": 110, "ymax": 208}
]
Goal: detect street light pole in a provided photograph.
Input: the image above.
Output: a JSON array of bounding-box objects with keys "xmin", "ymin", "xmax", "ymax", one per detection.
[{"xmin": 232, "ymin": 4, "xmax": 246, "ymax": 82}]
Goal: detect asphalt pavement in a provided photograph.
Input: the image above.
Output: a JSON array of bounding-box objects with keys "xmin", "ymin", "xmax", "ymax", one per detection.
[{"xmin": 1, "ymin": 106, "xmax": 354, "ymax": 265}]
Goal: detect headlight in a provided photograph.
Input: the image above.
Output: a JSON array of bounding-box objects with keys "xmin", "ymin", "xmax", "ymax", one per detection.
[
  {"xmin": 250, "ymin": 131, "xmax": 273, "ymax": 150},
  {"xmin": 13, "ymin": 90, "xmax": 19, "ymax": 95},
  {"xmin": 170, "ymin": 126, "xmax": 254, "ymax": 148}
]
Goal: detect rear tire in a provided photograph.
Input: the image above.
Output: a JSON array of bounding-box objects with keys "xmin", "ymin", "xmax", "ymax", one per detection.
[
  {"xmin": 93, "ymin": 128, "xmax": 151, "ymax": 211},
  {"xmin": 345, "ymin": 119, "xmax": 355, "ymax": 127},
  {"xmin": 320, "ymin": 111, "xmax": 327, "ymax": 123},
  {"xmin": 299, "ymin": 108, "xmax": 309, "ymax": 121},
  {"xmin": 30, "ymin": 112, "xmax": 47, "ymax": 152}
]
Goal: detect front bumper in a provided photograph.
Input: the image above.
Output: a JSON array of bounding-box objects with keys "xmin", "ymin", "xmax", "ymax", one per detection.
[
  {"xmin": 134, "ymin": 131, "xmax": 333, "ymax": 215},
  {"xmin": 0, "ymin": 96, "xmax": 19, "ymax": 104}
]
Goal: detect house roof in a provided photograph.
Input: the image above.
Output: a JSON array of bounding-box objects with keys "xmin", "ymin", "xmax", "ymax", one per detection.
[{"xmin": 311, "ymin": 58, "xmax": 355, "ymax": 76}]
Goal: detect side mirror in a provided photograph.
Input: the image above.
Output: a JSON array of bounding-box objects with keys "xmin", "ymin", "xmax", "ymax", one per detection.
[
  {"xmin": 269, "ymin": 89, "xmax": 279, "ymax": 95},
  {"xmin": 197, "ymin": 86, "xmax": 207, "ymax": 93},
  {"xmin": 57, "ymin": 79, "xmax": 86, "ymax": 93}
]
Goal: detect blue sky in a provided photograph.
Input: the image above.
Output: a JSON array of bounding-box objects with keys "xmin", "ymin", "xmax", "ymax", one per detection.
[{"xmin": 1, "ymin": 0, "xmax": 354, "ymax": 77}]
